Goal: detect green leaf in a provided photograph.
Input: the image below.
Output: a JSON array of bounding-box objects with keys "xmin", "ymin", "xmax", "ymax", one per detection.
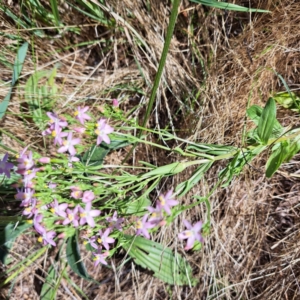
[
  {"xmin": 220, "ymin": 146, "xmax": 266, "ymax": 186},
  {"xmin": 122, "ymin": 235, "xmax": 197, "ymax": 286},
  {"xmin": 82, "ymin": 138, "xmax": 131, "ymax": 166},
  {"xmin": 273, "ymin": 91, "xmax": 300, "ymax": 112},
  {"xmin": 189, "ymin": 0, "xmax": 269, "ymax": 12},
  {"xmin": 126, "ymin": 196, "xmax": 151, "ymax": 216},
  {"xmin": 257, "ymin": 98, "xmax": 276, "ymax": 145},
  {"xmin": 0, "ymin": 42, "xmax": 28, "ymax": 120},
  {"xmin": 66, "ymin": 232, "xmax": 92, "ymax": 281},
  {"xmin": 40, "ymin": 264, "xmax": 58, "ymax": 300},
  {"xmin": 24, "ymin": 68, "xmax": 58, "ymax": 129},
  {"xmin": 0, "ymin": 221, "xmax": 32, "ymax": 264},
  {"xmin": 266, "ymin": 141, "xmax": 289, "ymax": 178},
  {"xmin": 176, "ymin": 162, "xmax": 213, "ymax": 196},
  {"xmin": 247, "ymin": 104, "xmax": 283, "ymax": 138}
]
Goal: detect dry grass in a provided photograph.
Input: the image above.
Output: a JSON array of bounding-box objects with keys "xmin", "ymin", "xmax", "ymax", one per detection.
[{"xmin": 1, "ymin": 0, "xmax": 300, "ymax": 299}]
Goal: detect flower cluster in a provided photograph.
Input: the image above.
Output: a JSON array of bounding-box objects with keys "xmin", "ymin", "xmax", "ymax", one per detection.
[{"xmin": 12, "ymin": 103, "xmax": 204, "ymax": 272}]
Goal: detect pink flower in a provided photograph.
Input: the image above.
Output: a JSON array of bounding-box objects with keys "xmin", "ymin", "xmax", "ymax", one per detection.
[
  {"xmin": 79, "ymin": 202, "xmax": 101, "ymax": 227},
  {"xmin": 63, "ymin": 206, "xmax": 80, "ymax": 227},
  {"xmin": 17, "ymin": 151, "xmax": 34, "ymax": 170},
  {"xmin": 15, "ymin": 188, "xmax": 35, "ymax": 207},
  {"xmin": 58, "ymin": 132, "xmax": 81, "ymax": 156},
  {"xmin": 135, "ymin": 214, "xmax": 155, "ymax": 239},
  {"xmin": 157, "ymin": 189, "xmax": 178, "ymax": 215},
  {"xmin": 95, "ymin": 118, "xmax": 114, "ymax": 145},
  {"xmin": 96, "ymin": 228, "xmax": 115, "ymax": 250},
  {"xmin": 70, "ymin": 186, "xmax": 83, "ymax": 199},
  {"xmin": 74, "ymin": 106, "xmax": 91, "ymax": 125},
  {"xmin": 0, "ymin": 153, "xmax": 14, "ymax": 178},
  {"xmin": 93, "ymin": 248, "xmax": 109, "ymax": 266},
  {"xmin": 50, "ymin": 199, "xmax": 68, "ymax": 218},
  {"xmin": 147, "ymin": 205, "xmax": 164, "ymax": 226},
  {"xmin": 22, "ymin": 198, "xmax": 37, "ymax": 218},
  {"xmin": 82, "ymin": 190, "xmax": 95, "ymax": 203},
  {"xmin": 46, "ymin": 112, "xmax": 68, "ymax": 128},
  {"xmin": 38, "ymin": 229, "xmax": 57, "ymax": 247},
  {"xmin": 178, "ymin": 220, "xmax": 204, "ymax": 250},
  {"xmin": 33, "ymin": 213, "xmax": 45, "ymax": 235},
  {"xmin": 106, "ymin": 211, "xmax": 124, "ymax": 231},
  {"xmin": 51, "ymin": 123, "xmax": 68, "ymax": 146}
]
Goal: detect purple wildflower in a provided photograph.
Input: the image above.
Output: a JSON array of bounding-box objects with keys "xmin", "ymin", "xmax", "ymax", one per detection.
[
  {"xmin": 79, "ymin": 202, "xmax": 101, "ymax": 227},
  {"xmin": 46, "ymin": 112, "xmax": 68, "ymax": 128},
  {"xmin": 17, "ymin": 151, "xmax": 34, "ymax": 171},
  {"xmin": 93, "ymin": 248, "xmax": 109, "ymax": 266},
  {"xmin": 178, "ymin": 220, "xmax": 204, "ymax": 250},
  {"xmin": 51, "ymin": 123, "xmax": 68, "ymax": 145},
  {"xmin": 22, "ymin": 198, "xmax": 37, "ymax": 218},
  {"xmin": 147, "ymin": 205, "xmax": 164, "ymax": 226},
  {"xmin": 97, "ymin": 229, "xmax": 115, "ymax": 250},
  {"xmin": 33, "ymin": 213, "xmax": 45, "ymax": 235},
  {"xmin": 82, "ymin": 190, "xmax": 95, "ymax": 203},
  {"xmin": 15, "ymin": 188, "xmax": 34, "ymax": 206},
  {"xmin": 135, "ymin": 214, "xmax": 155, "ymax": 239},
  {"xmin": 157, "ymin": 189, "xmax": 178, "ymax": 215},
  {"xmin": 50, "ymin": 199, "xmax": 68, "ymax": 218},
  {"xmin": 95, "ymin": 118, "xmax": 114, "ymax": 145},
  {"xmin": 70, "ymin": 186, "xmax": 83, "ymax": 199},
  {"xmin": 0, "ymin": 153, "xmax": 14, "ymax": 178},
  {"xmin": 63, "ymin": 206, "xmax": 80, "ymax": 227},
  {"xmin": 58, "ymin": 132, "xmax": 80, "ymax": 156},
  {"xmin": 106, "ymin": 211, "xmax": 124, "ymax": 231},
  {"xmin": 74, "ymin": 106, "xmax": 91, "ymax": 125},
  {"xmin": 38, "ymin": 229, "xmax": 57, "ymax": 247}
]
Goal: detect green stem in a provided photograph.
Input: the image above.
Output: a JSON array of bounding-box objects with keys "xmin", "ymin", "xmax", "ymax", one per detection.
[{"xmin": 122, "ymin": 0, "xmax": 181, "ymax": 163}]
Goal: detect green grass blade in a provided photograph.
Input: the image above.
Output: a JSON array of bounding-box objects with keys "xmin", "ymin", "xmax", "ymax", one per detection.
[
  {"xmin": 189, "ymin": 0, "xmax": 269, "ymax": 12},
  {"xmin": 49, "ymin": 0, "xmax": 61, "ymax": 27},
  {"xmin": 0, "ymin": 42, "xmax": 28, "ymax": 120}
]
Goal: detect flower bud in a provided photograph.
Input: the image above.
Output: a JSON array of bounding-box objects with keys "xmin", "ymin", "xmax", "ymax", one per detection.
[
  {"xmin": 112, "ymin": 99, "xmax": 119, "ymax": 107},
  {"xmin": 39, "ymin": 157, "xmax": 51, "ymax": 164}
]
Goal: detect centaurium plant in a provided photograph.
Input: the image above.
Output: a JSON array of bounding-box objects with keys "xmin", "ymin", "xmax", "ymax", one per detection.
[{"xmin": 10, "ymin": 104, "xmax": 204, "ymax": 275}]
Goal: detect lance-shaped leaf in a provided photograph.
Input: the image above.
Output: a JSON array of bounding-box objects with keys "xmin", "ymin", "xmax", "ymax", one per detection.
[
  {"xmin": 266, "ymin": 141, "xmax": 289, "ymax": 178},
  {"xmin": 257, "ymin": 98, "xmax": 276, "ymax": 145},
  {"xmin": 0, "ymin": 42, "xmax": 28, "ymax": 120},
  {"xmin": 189, "ymin": 0, "xmax": 269, "ymax": 12},
  {"xmin": 122, "ymin": 235, "xmax": 197, "ymax": 286},
  {"xmin": 66, "ymin": 232, "xmax": 93, "ymax": 281}
]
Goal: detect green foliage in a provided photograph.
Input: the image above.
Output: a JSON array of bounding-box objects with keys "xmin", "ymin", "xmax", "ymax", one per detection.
[
  {"xmin": 125, "ymin": 196, "xmax": 151, "ymax": 216},
  {"xmin": 82, "ymin": 137, "xmax": 132, "ymax": 167},
  {"xmin": 122, "ymin": 235, "xmax": 197, "ymax": 286},
  {"xmin": 273, "ymin": 91, "xmax": 300, "ymax": 112},
  {"xmin": 66, "ymin": 232, "xmax": 92, "ymax": 281},
  {"xmin": 40, "ymin": 264, "xmax": 58, "ymax": 300},
  {"xmin": 0, "ymin": 222, "xmax": 32, "ymax": 264},
  {"xmin": 0, "ymin": 42, "xmax": 28, "ymax": 120},
  {"xmin": 68, "ymin": 0, "xmax": 114, "ymax": 27},
  {"xmin": 219, "ymin": 146, "xmax": 266, "ymax": 186},
  {"xmin": 176, "ymin": 162, "xmax": 213, "ymax": 196},
  {"xmin": 189, "ymin": 0, "xmax": 269, "ymax": 12},
  {"xmin": 257, "ymin": 98, "xmax": 276, "ymax": 145},
  {"xmin": 24, "ymin": 68, "xmax": 58, "ymax": 129}
]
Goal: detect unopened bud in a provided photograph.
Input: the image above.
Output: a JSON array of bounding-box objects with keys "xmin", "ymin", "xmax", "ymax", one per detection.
[
  {"xmin": 112, "ymin": 99, "xmax": 119, "ymax": 107},
  {"xmin": 39, "ymin": 157, "xmax": 51, "ymax": 164}
]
